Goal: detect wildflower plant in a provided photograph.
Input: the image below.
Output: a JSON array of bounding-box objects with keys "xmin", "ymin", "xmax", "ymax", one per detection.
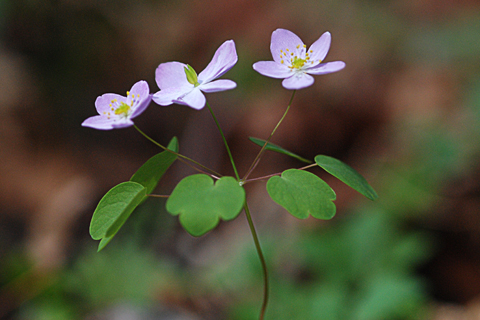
[{"xmin": 84, "ymin": 29, "xmax": 378, "ymax": 319}]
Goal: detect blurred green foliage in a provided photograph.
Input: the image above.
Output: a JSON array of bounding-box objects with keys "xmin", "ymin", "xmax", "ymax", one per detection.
[{"xmin": 198, "ymin": 203, "xmax": 432, "ymax": 320}]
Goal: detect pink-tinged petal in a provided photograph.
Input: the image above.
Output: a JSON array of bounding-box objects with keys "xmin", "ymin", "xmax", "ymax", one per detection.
[
  {"xmin": 307, "ymin": 32, "xmax": 331, "ymax": 64},
  {"xmin": 95, "ymin": 93, "xmax": 125, "ymax": 114},
  {"xmin": 200, "ymin": 79, "xmax": 236, "ymax": 93},
  {"xmin": 270, "ymin": 29, "xmax": 304, "ymax": 64},
  {"xmin": 282, "ymin": 73, "xmax": 315, "ymax": 90},
  {"xmin": 112, "ymin": 119, "xmax": 134, "ymax": 129},
  {"xmin": 152, "ymin": 86, "xmax": 193, "ymax": 106},
  {"xmin": 155, "ymin": 61, "xmax": 191, "ymax": 90},
  {"xmin": 131, "ymin": 94, "xmax": 152, "ymax": 118},
  {"xmin": 82, "ymin": 115, "xmax": 116, "ymax": 130},
  {"xmin": 129, "ymin": 80, "xmax": 150, "ymax": 100},
  {"xmin": 129, "ymin": 81, "xmax": 152, "ymax": 118},
  {"xmin": 253, "ymin": 61, "xmax": 293, "ymax": 79},
  {"xmin": 198, "ymin": 40, "xmax": 238, "ymax": 83},
  {"xmin": 174, "ymin": 88, "xmax": 206, "ymax": 110},
  {"xmin": 307, "ymin": 61, "xmax": 346, "ymax": 75}
]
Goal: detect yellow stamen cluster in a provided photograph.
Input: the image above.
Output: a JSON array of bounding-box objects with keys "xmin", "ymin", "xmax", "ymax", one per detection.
[
  {"xmin": 102, "ymin": 91, "xmax": 140, "ymax": 120},
  {"xmin": 279, "ymin": 44, "xmax": 321, "ymax": 69}
]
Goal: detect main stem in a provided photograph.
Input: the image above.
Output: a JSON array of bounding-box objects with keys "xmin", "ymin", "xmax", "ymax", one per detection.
[
  {"xmin": 244, "ymin": 202, "xmax": 269, "ymax": 320},
  {"xmin": 206, "ymin": 102, "xmax": 269, "ymax": 319},
  {"xmin": 242, "ymin": 90, "xmax": 296, "ymax": 181}
]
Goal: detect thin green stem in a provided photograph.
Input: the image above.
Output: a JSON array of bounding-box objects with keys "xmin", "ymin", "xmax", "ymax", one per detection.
[
  {"xmin": 133, "ymin": 125, "xmax": 222, "ymax": 178},
  {"xmin": 243, "ymin": 163, "xmax": 318, "ymax": 184},
  {"xmin": 243, "ymin": 172, "xmax": 281, "ymax": 184},
  {"xmin": 206, "ymin": 102, "xmax": 268, "ymax": 318},
  {"xmin": 242, "ymin": 90, "xmax": 296, "ymax": 181},
  {"xmin": 206, "ymin": 102, "xmax": 240, "ymax": 180},
  {"xmin": 297, "ymin": 163, "xmax": 318, "ymax": 171},
  {"xmin": 243, "ymin": 202, "xmax": 269, "ymax": 320}
]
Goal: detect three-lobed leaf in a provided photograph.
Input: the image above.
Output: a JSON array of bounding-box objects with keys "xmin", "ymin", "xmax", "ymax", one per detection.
[
  {"xmin": 315, "ymin": 155, "xmax": 378, "ymax": 201},
  {"xmin": 267, "ymin": 169, "xmax": 336, "ymax": 220},
  {"xmin": 249, "ymin": 137, "xmax": 312, "ymax": 163},
  {"xmin": 166, "ymin": 174, "xmax": 245, "ymax": 237}
]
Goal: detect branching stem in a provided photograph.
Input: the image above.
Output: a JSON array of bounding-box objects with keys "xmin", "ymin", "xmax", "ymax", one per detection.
[
  {"xmin": 206, "ymin": 102, "xmax": 240, "ymax": 180},
  {"xmin": 243, "ymin": 163, "xmax": 318, "ymax": 184},
  {"xmin": 242, "ymin": 90, "xmax": 296, "ymax": 181},
  {"xmin": 206, "ymin": 102, "xmax": 269, "ymax": 320}
]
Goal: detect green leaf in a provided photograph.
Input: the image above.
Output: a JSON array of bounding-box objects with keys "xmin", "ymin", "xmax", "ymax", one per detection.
[
  {"xmin": 267, "ymin": 169, "xmax": 336, "ymax": 219},
  {"xmin": 315, "ymin": 155, "xmax": 378, "ymax": 201},
  {"xmin": 89, "ymin": 181, "xmax": 147, "ymax": 250},
  {"xmin": 130, "ymin": 136, "xmax": 178, "ymax": 194},
  {"xmin": 249, "ymin": 137, "xmax": 312, "ymax": 163},
  {"xmin": 97, "ymin": 234, "xmax": 114, "ymax": 252},
  {"xmin": 166, "ymin": 175, "xmax": 245, "ymax": 236}
]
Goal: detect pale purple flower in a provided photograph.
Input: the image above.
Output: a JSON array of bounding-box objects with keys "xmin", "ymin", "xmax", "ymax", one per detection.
[
  {"xmin": 82, "ymin": 80, "xmax": 152, "ymax": 130},
  {"xmin": 153, "ymin": 40, "xmax": 237, "ymax": 110},
  {"xmin": 253, "ymin": 29, "xmax": 346, "ymax": 90}
]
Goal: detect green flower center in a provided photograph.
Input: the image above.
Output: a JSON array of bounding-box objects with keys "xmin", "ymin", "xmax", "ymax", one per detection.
[
  {"xmin": 184, "ymin": 64, "xmax": 200, "ymax": 87},
  {"xmin": 114, "ymin": 102, "xmax": 131, "ymax": 117},
  {"xmin": 291, "ymin": 57, "xmax": 306, "ymax": 69},
  {"xmin": 278, "ymin": 44, "xmax": 321, "ymax": 70}
]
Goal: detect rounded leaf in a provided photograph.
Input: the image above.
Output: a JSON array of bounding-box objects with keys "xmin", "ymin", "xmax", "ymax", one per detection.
[
  {"xmin": 267, "ymin": 169, "xmax": 336, "ymax": 220},
  {"xmin": 166, "ymin": 175, "xmax": 245, "ymax": 236}
]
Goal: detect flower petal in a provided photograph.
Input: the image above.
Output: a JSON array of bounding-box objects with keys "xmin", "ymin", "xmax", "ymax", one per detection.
[
  {"xmin": 152, "ymin": 86, "xmax": 192, "ymax": 106},
  {"xmin": 131, "ymin": 94, "xmax": 152, "ymax": 118},
  {"xmin": 253, "ymin": 61, "xmax": 292, "ymax": 79},
  {"xmin": 112, "ymin": 119, "xmax": 134, "ymax": 129},
  {"xmin": 174, "ymin": 88, "xmax": 206, "ymax": 110},
  {"xmin": 198, "ymin": 40, "xmax": 238, "ymax": 84},
  {"xmin": 82, "ymin": 115, "xmax": 116, "ymax": 130},
  {"xmin": 129, "ymin": 80, "xmax": 150, "ymax": 101},
  {"xmin": 308, "ymin": 32, "xmax": 331, "ymax": 64},
  {"xmin": 270, "ymin": 29, "xmax": 304, "ymax": 64},
  {"xmin": 200, "ymin": 79, "xmax": 236, "ymax": 93},
  {"xmin": 95, "ymin": 93, "xmax": 125, "ymax": 114},
  {"xmin": 129, "ymin": 81, "xmax": 152, "ymax": 118},
  {"xmin": 282, "ymin": 73, "xmax": 315, "ymax": 90},
  {"xmin": 155, "ymin": 61, "xmax": 191, "ymax": 90},
  {"xmin": 307, "ymin": 61, "xmax": 346, "ymax": 75}
]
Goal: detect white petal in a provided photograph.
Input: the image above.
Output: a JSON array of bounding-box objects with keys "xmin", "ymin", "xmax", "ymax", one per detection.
[
  {"xmin": 95, "ymin": 93, "xmax": 125, "ymax": 114},
  {"xmin": 129, "ymin": 80, "xmax": 150, "ymax": 102},
  {"xmin": 112, "ymin": 119, "xmax": 134, "ymax": 129},
  {"xmin": 155, "ymin": 61, "xmax": 191, "ymax": 90},
  {"xmin": 82, "ymin": 115, "xmax": 116, "ymax": 130},
  {"xmin": 253, "ymin": 61, "xmax": 292, "ymax": 79},
  {"xmin": 174, "ymin": 88, "xmax": 206, "ymax": 110},
  {"xmin": 270, "ymin": 29, "xmax": 305, "ymax": 64},
  {"xmin": 307, "ymin": 61, "xmax": 346, "ymax": 75},
  {"xmin": 308, "ymin": 32, "xmax": 331, "ymax": 64},
  {"xmin": 282, "ymin": 73, "xmax": 314, "ymax": 90},
  {"xmin": 130, "ymin": 94, "xmax": 152, "ymax": 118},
  {"xmin": 200, "ymin": 79, "xmax": 236, "ymax": 92},
  {"xmin": 152, "ymin": 87, "xmax": 192, "ymax": 106},
  {"xmin": 198, "ymin": 40, "xmax": 238, "ymax": 84}
]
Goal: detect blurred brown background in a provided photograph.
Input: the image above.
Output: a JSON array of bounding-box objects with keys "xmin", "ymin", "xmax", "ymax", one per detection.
[{"xmin": 1, "ymin": 0, "xmax": 480, "ymax": 319}]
